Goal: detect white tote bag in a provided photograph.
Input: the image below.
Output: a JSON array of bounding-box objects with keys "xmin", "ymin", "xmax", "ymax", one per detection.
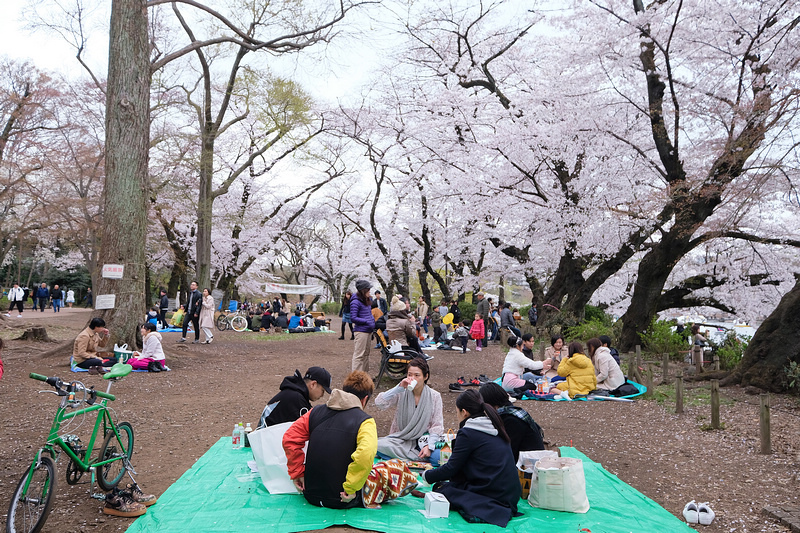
[
  {"xmin": 528, "ymin": 456, "xmax": 590, "ymax": 513},
  {"xmin": 248, "ymin": 422, "xmax": 300, "ymax": 494}
]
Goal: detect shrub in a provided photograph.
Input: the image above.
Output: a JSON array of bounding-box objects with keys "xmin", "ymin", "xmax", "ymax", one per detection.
[
  {"xmin": 458, "ymin": 301, "xmax": 477, "ymax": 322},
  {"xmin": 784, "ymin": 361, "xmax": 800, "ymax": 391},
  {"xmin": 715, "ymin": 333, "xmax": 749, "ymax": 371},
  {"xmin": 565, "ymin": 319, "xmax": 611, "ymax": 342},
  {"xmin": 639, "ymin": 319, "xmax": 687, "ymax": 358},
  {"xmin": 319, "ymin": 301, "xmax": 340, "ymax": 315},
  {"xmin": 584, "ymin": 304, "xmax": 613, "ymax": 326}
]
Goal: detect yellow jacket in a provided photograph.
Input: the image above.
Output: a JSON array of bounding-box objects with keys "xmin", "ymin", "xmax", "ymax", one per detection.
[{"xmin": 556, "ymin": 352, "xmax": 597, "ymax": 397}]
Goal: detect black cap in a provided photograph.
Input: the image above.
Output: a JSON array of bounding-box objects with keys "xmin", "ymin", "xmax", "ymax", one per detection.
[{"xmin": 304, "ymin": 367, "xmax": 332, "ymax": 393}]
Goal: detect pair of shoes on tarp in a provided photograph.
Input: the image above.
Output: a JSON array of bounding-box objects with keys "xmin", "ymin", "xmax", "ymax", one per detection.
[
  {"xmin": 683, "ymin": 500, "xmax": 715, "ymax": 525},
  {"xmin": 88, "ymin": 366, "xmax": 108, "ymax": 375},
  {"xmin": 103, "ymin": 484, "xmax": 157, "ymax": 517}
]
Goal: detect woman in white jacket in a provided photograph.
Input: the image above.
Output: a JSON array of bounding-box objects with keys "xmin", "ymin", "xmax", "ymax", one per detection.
[
  {"xmin": 587, "ymin": 337, "xmax": 625, "ymax": 390},
  {"xmin": 130, "ymin": 323, "xmax": 166, "ymax": 371},
  {"xmin": 501, "ymin": 336, "xmax": 549, "ymax": 392}
]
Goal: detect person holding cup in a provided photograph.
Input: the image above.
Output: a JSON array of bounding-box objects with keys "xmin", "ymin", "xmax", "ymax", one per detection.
[
  {"xmin": 72, "ymin": 317, "xmax": 116, "ymax": 372},
  {"xmin": 374, "ymin": 357, "xmax": 444, "ymax": 463}
]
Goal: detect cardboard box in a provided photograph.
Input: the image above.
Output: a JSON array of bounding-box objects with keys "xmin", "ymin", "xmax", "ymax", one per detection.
[{"xmin": 423, "ymin": 492, "xmax": 450, "ymax": 518}]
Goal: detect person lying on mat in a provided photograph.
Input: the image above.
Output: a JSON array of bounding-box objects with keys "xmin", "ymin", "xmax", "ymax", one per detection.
[
  {"xmin": 501, "ymin": 336, "xmax": 549, "ymax": 393},
  {"xmin": 129, "ymin": 322, "xmax": 166, "ymax": 371},
  {"xmin": 283, "ymin": 370, "xmax": 377, "ymax": 509},
  {"xmin": 258, "ymin": 366, "xmax": 332, "ymax": 428},
  {"xmin": 586, "ymin": 337, "xmax": 625, "ymax": 391},
  {"xmin": 374, "ymin": 357, "xmax": 444, "ymax": 463},
  {"xmin": 548, "ymin": 341, "xmax": 597, "ymax": 398},
  {"xmin": 420, "ymin": 389, "xmax": 521, "ymax": 527},
  {"xmin": 480, "ymin": 382, "xmax": 545, "ymax": 461},
  {"xmin": 73, "ymin": 317, "xmax": 116, "ymax": 371}
]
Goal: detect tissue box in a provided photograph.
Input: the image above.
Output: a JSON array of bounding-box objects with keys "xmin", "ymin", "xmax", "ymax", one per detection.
[{"xmin": 424, "ymin": 492, "xmax": 450, "ymax": 518}]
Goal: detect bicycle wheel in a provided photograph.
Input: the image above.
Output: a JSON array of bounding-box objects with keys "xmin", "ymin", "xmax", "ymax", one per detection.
[
  {"xmin": 7, "ymin": 455, "xmax": 57, "ymax": 533},
  {"xmin": 96, "ymin": 422, "xmax": 134, "ymax": 491},
  {"xmin": 215, "ymin": 314, "xmax": 229, "ymax": 331},
  {"xmin": 230, "ymin": 315, "xmax": 247, "ymax": 332}
]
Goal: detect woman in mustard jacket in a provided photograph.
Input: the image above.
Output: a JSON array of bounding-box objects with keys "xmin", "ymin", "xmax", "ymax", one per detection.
[{"xmin": 550, "ymin": 341, "xmax": 596, "ymax": 398}]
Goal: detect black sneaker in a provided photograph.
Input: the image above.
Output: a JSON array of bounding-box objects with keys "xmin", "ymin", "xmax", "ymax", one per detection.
[
  {"xmin": 449, "ymin": 383, "xmax": 465, "ymax": 392},
  {"xmin": 103, "ymin": 489, "xmax": 147, "ymax": 517}
]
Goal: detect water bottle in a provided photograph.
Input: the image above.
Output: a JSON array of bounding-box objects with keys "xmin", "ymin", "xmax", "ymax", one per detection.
[
  {"xmin": 244, "ymin": 422, "xmax": 253, "ymax": 448},
  {"xmin": 237, "ymin": 423, "xmax": 245, "ymax": 449},
  {"xmin": 232, "ymin": 424, "xmax": 240, "ymax": 449}
]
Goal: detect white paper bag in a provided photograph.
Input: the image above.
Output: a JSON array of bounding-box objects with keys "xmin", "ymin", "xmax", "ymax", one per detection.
[
  {"xmin": 248, "ymin": 422, "xmax": 300, "ymax": 494},
  {"xmin": 528, "ymin": 457, "xmax": 590, "ymax": 513},
  {"xmin": 516, "ymin": 450, "xmax": 559, "ymax": 480}
]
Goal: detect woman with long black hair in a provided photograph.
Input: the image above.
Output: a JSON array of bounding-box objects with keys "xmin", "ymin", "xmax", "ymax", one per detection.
[{"xmin": 421, "ymin": 389, "xmax": 521, "ymax": 527}]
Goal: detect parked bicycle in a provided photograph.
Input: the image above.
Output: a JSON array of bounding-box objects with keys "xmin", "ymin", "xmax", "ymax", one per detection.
[
  {"xmin": 7, "ymin": 364, "xmax": 136, "ymax": 533},
  {"xmin": 215, "ymin": 309, "xmax": 248, "ymax": 332}
]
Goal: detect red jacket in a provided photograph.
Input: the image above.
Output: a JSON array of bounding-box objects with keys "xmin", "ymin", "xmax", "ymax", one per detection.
[{"xmin": 469, "ymin": 320, "xmax": 485, "ymax": 340}]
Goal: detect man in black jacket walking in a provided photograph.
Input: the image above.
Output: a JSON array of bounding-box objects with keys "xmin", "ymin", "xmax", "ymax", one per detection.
[
  {"xmin": 257, "ymin": 367, "xmax": 332, "ymax": 428},
  {"xmin": 178, "ymin": 281, "xmax": 202, "ymax": 344},
  {"xmin": 158, "ymin": 289, "xmax": 169, "ymax": 330}
]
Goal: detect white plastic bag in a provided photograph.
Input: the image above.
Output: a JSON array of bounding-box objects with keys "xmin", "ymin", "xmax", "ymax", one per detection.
[
  {"xmin": 248, "ymin": 422, "xmax": 300, "ymax": 494},
  {"xmin": 516, "ymin": 450, "xmax": 559, "ymax": 480},
  {"xmin": 528, "ymin": 456, "xmax": 590, "ymax": 513}
]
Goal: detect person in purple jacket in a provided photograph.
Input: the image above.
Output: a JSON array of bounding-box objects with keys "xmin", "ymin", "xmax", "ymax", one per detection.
[{"xmin": 350, "ymin": 280, "xmax": 375, "ymax": 373}]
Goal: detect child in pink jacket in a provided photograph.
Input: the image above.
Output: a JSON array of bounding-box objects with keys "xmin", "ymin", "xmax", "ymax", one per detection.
[{"xmin": 469, "ymin": 313, "xmax": 486, "ymax": 351}]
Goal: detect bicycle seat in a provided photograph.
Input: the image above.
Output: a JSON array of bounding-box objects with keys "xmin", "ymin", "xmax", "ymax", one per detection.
[{"xmin": 104, "ymin": 363, "xmax": 133, "ymax": 380}]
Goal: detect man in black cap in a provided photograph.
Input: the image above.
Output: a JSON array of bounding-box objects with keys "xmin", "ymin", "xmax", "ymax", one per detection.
[{"xmin": 257, "ymin": 366, "xmax": 332, "ymax": 428}]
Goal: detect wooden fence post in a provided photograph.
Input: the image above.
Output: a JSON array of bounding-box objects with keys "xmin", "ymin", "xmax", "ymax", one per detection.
[
  {"xmin": 675, "ymin": 370, "xmax": 684, "ymax": 414},
  {"xmin": 694, "ymin": 345, "xmax": 704, "ymax": 374},
  {"xmin": 644, "ymin": 365, "xmax": 654, "ymax": 398},
  {"xmin": 711, "ymin": 380, "xmax": 720, "ymax": 429},
  {"xmin": 713, "ymin": 354, "xmax": 720, "ymax": 371},
  {"xmin": 760, "ymin": 394, "xmax": 772, "ymax": 455},
  {"xmin": 661, "ymin": 353, "xmax": 670, "ymax": 384}
]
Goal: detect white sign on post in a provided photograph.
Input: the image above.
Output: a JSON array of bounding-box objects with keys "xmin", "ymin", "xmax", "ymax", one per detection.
[
  {"xmin": 102, "ymin": 264, "xmax": 125, "ymax": 279},
  {"xmin": 95, "ymin": 294, "xmax": 116, "ymax": 310}
]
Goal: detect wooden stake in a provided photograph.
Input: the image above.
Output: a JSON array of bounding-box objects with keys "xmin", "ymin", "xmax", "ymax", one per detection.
[
  {"xmin": 675, "ymin": 370, "xmax": 684, "ymax": 414},
  {"xmin": 644, "ymin": 365, "xmax": 654, "ymax": 398},
  {"xmin": 711, "ymin": 380, "xmax": 720, "ymax": 429},
  {"xmin": 694, "ymin": 346, "xmax": 704, "ymax": 374},
  {"xmin": 713, "ymin": 354, "xmax": 720, "ymax": 371},
  {"xmin": 760, "ymin": 394, "xmax": 772, "ymax": 455}
]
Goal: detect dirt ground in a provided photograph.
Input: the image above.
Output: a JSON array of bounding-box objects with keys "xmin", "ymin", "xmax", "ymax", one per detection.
[{"xmin": 1, "ymin": 308, "xmax": 799, "ymax": 533}]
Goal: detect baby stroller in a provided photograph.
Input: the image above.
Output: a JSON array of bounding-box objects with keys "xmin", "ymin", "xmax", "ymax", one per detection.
[{"xmin": 374, "ymin": 329, "xmax": 424, "ymax": 386}]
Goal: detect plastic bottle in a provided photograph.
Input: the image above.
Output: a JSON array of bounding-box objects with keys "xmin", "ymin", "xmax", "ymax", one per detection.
[
  {"xmin": 232, "ymin": 424, "xmax": 240, "ymax": 449},
  {"xmin": 237, "ymin": 423, "xmax": 245, "ymax": 449},
  {"xmin": 244, "ymin": 422, "xmax": 253, "ymax": 448}
]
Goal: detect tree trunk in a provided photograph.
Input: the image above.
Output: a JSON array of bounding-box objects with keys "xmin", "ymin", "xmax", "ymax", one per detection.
[
  {"xmin": 724, "ymin": 278, "xmax": 800, "ymax": 392},
  {"xmin": 96, "ymin": 0, "xmax": 150, "ymax": 348}
]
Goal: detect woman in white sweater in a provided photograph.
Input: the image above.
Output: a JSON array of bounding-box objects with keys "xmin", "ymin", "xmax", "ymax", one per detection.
[
  {"xmin": 129, "ymin": 323, "xmax": 166, "ymax": 371},
  {"xmin": 501, "ymin": 336, "xmax": 550, "ymax": 392},
  {"xmin": 586, "ymin": 337, "xmax": 625, "ymax": 391}
]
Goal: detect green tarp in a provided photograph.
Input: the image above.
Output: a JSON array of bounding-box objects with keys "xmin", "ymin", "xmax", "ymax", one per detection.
[{"xmin": 127, "ymin": 439, "xmax": 693, "ymax": 533}]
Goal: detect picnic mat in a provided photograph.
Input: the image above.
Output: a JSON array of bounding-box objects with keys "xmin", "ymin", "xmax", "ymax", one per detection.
[{"xmin": 126, "ymin": 439, "xmax": 692, "ymax": 533}]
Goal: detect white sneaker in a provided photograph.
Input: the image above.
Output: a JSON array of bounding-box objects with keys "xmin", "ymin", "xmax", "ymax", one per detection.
[
  {"xmin": 697, "ymin": 502, "xmax": 715, "ymax": 525},
  {"xmin": 17, "ymin": 314, "xmax": 22, "ymax": 318},
  {"xmin": 3, "ymin": 313, "xmax": 10, "ymax": 317},
  {"xmin": 683, "ymin": 500, "xmax": 699, "ymax": 524}
]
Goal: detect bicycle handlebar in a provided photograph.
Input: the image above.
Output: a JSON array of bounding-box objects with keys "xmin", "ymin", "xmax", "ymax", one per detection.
[{"xmin": 29, "ymin": 373, "xmax": 116, "ymax": 401}]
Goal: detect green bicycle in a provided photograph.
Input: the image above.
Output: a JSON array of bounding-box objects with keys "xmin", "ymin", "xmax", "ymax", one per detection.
[{"xmin": 6, "ymin": 364, "xmax": 136, "ymax": 533}]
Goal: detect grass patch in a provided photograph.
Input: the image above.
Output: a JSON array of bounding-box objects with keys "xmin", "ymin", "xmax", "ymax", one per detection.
[
  {"xmin": 239, "ymin": 332, "xmax": 334, "ymax": 342},
  {"xmin": 651, "ymin": 383, "xmax": 735, "ymax": 408}
]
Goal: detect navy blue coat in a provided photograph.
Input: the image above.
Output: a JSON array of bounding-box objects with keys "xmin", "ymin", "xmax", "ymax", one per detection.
[{"xmin": 424, "ymin": 422, "xmax": 521, "ymax": 527}]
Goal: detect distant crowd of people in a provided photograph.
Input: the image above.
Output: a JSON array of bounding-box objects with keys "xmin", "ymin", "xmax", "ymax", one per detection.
[{"xmin": 3, "ymin": 282, "xmax": 91, "ymax": 317}]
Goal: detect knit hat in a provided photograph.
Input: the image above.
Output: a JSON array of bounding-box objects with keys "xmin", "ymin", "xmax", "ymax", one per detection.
[
  {"xmin": 355, "ymin": 279, "xmax": 372, "ymax": 292},
  {"xmin": 390, "ymin": 295, "xmax": 406, "ymax": 312}
]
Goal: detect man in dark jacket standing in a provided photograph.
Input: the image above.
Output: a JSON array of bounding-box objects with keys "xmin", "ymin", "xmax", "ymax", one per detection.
[
  {"xmin": 178, "ymin": 281, "xmax": 202, "ymax": 343},
  {"xmin": 158, "ymin": 289, "xmax": 169, "ymax": 329},
  {"xmin": 475, "ymin": 292, "xmax": 490, "ymax": 342},
  {"xmin": 36, "ymin": 283, "xmax": 49, "ymax": 312},
  {"xmin": 257, "ymin": 367, "xmax": 332, "ymax": 428}
]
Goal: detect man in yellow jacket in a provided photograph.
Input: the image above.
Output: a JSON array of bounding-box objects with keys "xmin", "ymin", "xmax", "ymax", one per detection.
[
  {"xmin": 554, "ymin": 341, "xmax": 597, "ymax": 398},
  {"xmin": 283, "ymin": 370, "xmax": 377, "ymax": 508}
]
